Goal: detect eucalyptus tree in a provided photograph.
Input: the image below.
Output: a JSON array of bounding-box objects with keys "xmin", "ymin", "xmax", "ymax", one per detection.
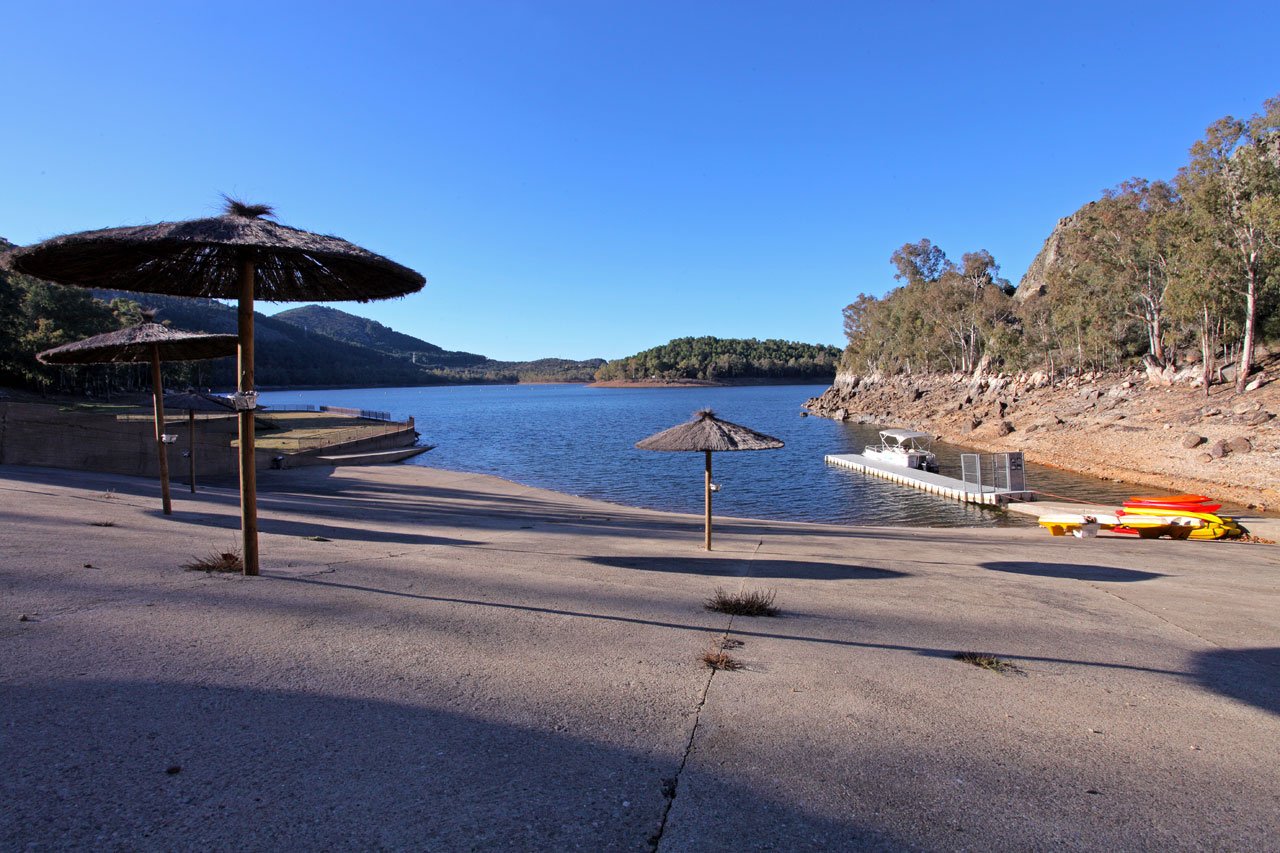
[{"xmin": 1176, "ymin": 96, "xmax": 1280, "ymax": 391}]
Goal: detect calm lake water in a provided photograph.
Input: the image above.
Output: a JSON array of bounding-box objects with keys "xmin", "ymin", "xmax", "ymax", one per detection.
[{"xmin": 258, "ymin": 383, "xmax": 1144, "ymax": 528}]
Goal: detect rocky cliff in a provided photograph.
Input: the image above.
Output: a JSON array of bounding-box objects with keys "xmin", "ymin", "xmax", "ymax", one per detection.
[{"xmin": 1014, "ymin": 205, "xmax": 1092, "ymax": 303}]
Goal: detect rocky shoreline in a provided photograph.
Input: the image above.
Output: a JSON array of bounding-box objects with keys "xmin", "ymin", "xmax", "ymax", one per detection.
[{"xmin": 804, "ymin": 358, "xmax": 1279, "ymax": 510}]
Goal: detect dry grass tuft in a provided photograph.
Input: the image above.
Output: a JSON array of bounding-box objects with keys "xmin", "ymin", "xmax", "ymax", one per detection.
[
  {"xmin": 704, "ymin": 587, "xmax": 779, "ymax": 617},
  {"xmin": 701, "ymin": 648, "xmax": 743, "ymax": 671},
  {"xmin": 954, "ymin": 652, "xmax": 1021, "ymax": 674},
  {"xmin": 183, "ymin": 551, "xmax": 244, "ymax": 573},
  {"xmin": 222, "ymin": 196, "xmax": 275, "ymax": 219}
]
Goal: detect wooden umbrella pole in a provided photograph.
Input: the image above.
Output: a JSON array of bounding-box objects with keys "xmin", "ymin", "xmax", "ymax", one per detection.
[
  {"xmin": 237, "ymin": 258, "xmax": 259, "ymax": 576},
  {"xmin": 188, "ymin": 410, "xmax": 197, "ymax": 493},
  {"xmin": 704, "ymin": 450, "xmax": 712, "ymax": 551},
  {"xmin": 150, "ymin": 344, "xmax": 172, "ymax": 515}
]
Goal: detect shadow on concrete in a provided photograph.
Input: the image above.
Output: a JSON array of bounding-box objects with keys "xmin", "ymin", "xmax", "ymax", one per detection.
[
  {"xmin": 1189, "ymin": 647, "xmax": 1280, "ymax": 716},
  {"xmin": 584, "ymin": 555, "xmax": 908, "ymax": 581},
  {"xmin": 149, "ymin": 508, "xmax": 485, "ymax": 547},
  {"xmin": 981, "ymin": 560, "xmax": 1165, "ymax": 583},
  {"xmin": 270, "ymin": 575, "xmax": 1191, "ymax": 681},
  {"xmin": 0, "ymin": 464, "xmax": 1032, "ymax": 551},
  {"xmin": 0, "ymin": 679, "xmax": 898, "ymax": 851}
]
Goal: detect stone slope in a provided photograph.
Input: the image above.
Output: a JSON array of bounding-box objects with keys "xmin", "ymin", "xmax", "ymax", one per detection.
[{"xmin": 804, "ymin": 359, "xmax": 1280, "ymax": 509}]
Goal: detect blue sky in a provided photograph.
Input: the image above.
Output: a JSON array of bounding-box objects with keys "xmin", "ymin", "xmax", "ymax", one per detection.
[{"xmin": 3, "ymin": 1, "xmax": 1278, "ymax": 360}]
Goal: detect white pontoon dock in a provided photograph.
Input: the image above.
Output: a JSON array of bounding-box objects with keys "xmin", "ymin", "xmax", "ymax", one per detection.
[{"xmin": 824, "ymin": 452, "xmax": 1035, "ymax": 506}]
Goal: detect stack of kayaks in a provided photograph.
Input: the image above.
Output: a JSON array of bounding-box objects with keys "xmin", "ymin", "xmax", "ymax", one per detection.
[
  {"xmin": 1115, "ymin": 494, "xmax": 1243, "ymax": 540},
  {"xmin": 1038, "ymin": 512, "xmax": 1202, "ymax": 539}
]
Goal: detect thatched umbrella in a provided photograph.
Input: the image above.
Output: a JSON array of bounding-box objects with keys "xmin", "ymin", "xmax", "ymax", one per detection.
[
  {"xmin": 38, "ymin": 319, "xmax": 237, "ymax": 515},
  {"xmin": 161, "ymin": 391, "xmax": 239, "ymax": 495},
  {"xmin": 636, "ymin": 409, "xmax": 783, "ymax": 550},
  {"xmin": 7, "ymin": 199, "xmax": 425, "ymax": 574}
]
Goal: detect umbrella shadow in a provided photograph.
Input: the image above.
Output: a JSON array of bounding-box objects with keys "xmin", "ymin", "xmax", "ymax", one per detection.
[
  {"xmin": 583, "ymin": 555, "xmax": 908, "ymax": 581},
  {"xmin": 1189, "ymin": 647, "xmax": 1280, "ymax": 716},
  {"xmin": 149, "ymin": 508, "xmax": 483, "ymax": 547},
  {"xmin": 982, "ymin": 560, "xmax": 1165, "ymax": 583}
]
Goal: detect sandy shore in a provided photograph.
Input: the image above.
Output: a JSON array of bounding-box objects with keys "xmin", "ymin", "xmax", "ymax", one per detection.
[{"xmin": 2, "ymin": 462, "xmax": 1278, "ymax": 849}]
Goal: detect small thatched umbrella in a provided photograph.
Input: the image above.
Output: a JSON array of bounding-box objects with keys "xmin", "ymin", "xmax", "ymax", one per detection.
[
  {"xmin": 160, "ymin": 391, "xmax": 239, "ymax": 495},
  {"xmin": 7, "ymin": 199, "xmax": 425, "ymax": 575},
  {"xmin": 636, "ymin": 409, "xmax": 783, "ymax": 550},
  {"xmin": 38, "ymin": 319, "xmax": 237, "ymax": 515}
]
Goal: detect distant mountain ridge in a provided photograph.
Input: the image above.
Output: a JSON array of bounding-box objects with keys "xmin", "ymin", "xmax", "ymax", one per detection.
[
  {"xmin": 271, "ymin": 305, "xmax": 487, "ymax": 368},
  {"xmin": 85, "ymin": 290, "xmax": 603, "ymax": 386}
]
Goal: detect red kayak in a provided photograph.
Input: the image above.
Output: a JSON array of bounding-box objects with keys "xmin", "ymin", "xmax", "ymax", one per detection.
[
  {"xmin": 1125, "ymin": 495, "xmax": 1221, "ymax": 512},
  {"xmin": 1128, "ymin": 493, "xmax": 1209, "ymax": 504}
]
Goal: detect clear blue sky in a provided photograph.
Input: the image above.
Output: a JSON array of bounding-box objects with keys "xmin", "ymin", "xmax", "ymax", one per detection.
[{"xmin": 3, "ymin": 1, "xmax": 1278, "ymax": 361}]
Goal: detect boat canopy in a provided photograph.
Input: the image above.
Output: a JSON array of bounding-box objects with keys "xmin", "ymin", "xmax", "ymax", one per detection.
[{"xmin": 879, "ymin": 429, "xmax": 932, "ymax": 442}]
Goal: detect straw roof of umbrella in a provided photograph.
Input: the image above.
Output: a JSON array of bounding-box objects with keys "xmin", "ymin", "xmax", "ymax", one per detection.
[
  {"xmin": 161, "ymin": 391, "xmax": 239, "ymax": 413},
  {"xmin": 635, "ymin": 409, "xmax": 784, "ymax": 452},
  {"xmin": 37, "ymin": 321, "xmax": 238, "ymax": 365},
  {"xmin": 4, "ymin": 199, "xmax": 426, "ymax": 302}
]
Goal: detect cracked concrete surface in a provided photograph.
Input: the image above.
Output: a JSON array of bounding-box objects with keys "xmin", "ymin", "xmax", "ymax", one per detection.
[{"xmin": 1, "ymin": 463, "xmax": 1278, "ymax": 850}]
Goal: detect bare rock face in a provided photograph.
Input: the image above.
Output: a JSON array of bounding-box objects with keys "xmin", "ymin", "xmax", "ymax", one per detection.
[
  {"xmin": 1181, "ymin": 433, "xmax": 1206, "ymax": 449},
  {"xmin": 1240, "ymin": 410, "xmax": 1274, "ymax": 426},
  {"xmin": 1196, "ymin": 452, "xmax": 1214, "ymax": 463},
  {"xmin": 1015, "ymin": 206, "xmax": 1090, "ymax": 303},
  {"xmin": 1208, "ymin": 440, "xmax": 1229, "ymax": 459},
  {"xmin": 996, "ymin": 420, "xmax": 1014, "ymax": 436}
]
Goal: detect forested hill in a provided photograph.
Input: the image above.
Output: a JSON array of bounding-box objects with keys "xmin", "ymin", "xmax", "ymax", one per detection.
[
  {"xmin": 0, "ymin": 256, "xmax": 603, "ymax": 392},
  {"xmin": 594, "ymin": 337, "xmax": 840, "ymax": 383}
]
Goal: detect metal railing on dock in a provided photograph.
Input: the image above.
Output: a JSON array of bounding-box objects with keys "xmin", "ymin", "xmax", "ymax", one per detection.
[{"xmin": 824, "ymin": 452, "xmax": 1034, "ymax": 506}]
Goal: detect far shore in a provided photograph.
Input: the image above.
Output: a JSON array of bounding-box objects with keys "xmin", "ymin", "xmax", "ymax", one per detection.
[{"xmin": 589, "ymin": 376, "xmax": 834, "ymax": 388}]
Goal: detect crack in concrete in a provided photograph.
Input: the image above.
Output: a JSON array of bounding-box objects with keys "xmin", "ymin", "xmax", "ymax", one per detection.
[{"xmin": 649, "ymin": 540, "xmax": 762, "ymax": 851}]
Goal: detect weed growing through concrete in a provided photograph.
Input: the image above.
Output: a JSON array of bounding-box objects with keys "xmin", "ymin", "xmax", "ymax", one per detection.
[
  {"xmin": 303, "ymin": 535, "xmax": 331, "ymax": 542},
  {"xmin": 183, "ymin": 551, "xmax": 244, "ymax": 573},
  {"xmin": 89, "ymin": 521, "xmax": 116, "ymax": 527},
  {"xmin": 705, "ymin": 588, "xmax": 779, "ymax": 617},
  {"xmin": 701, "ymin": 648, "xmax": 743, "ymax": 671},
  {"xmin": 954, "ymin": 652, "xmax": 1022, "ymax": 674}
]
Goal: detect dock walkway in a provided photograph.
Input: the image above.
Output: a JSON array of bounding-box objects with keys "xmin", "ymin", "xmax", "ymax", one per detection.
[{"xmin": 824, "ymin": 453, "xmax": 1034, "ymax": 506}]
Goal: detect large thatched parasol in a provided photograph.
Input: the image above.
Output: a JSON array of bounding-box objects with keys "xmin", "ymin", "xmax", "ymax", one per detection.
[
  {"xmin": 159, "ymin": 391, "xmax": 239, "ymax": 495},
  {"xmin": 636, "ymin": 409, "xmax": 783, "ymax": 550},
  {"xmin": 8, "ymin": 199, "xmax": 425, "ymax": 574},
  {"xmin": 38, "ymin": 320, "xmax": 237, "ymax": 515}
]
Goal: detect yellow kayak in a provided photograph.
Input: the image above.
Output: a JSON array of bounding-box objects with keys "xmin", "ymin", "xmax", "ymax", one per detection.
[
  {"xmin": 1038, "ymin": 513, "xmax": 1200, "ymax": 539},
  {"xmin": 1115, "ymin": 507, "xmax": 1243, "ymax": 540}
]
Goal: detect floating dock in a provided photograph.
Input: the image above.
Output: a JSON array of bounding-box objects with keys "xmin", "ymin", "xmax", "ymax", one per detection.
[{"xmin": 824, "ymin": 453, "xmax": 1035, "ymax": 506}]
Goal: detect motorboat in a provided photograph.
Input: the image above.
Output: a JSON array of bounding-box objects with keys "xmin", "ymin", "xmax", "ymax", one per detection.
[{"xmin": 861, "ymin": 428, "xmax": 939, "ymax": 473}]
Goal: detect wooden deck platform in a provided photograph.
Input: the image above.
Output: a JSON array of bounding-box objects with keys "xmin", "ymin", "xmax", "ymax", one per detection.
[{"xmin": 824, "ymin": 453, "xmax": 1035, "ymax": 506}]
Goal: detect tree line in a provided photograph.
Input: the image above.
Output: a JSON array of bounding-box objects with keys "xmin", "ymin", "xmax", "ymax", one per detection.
[
  {"xmin": 595, "ymin": 336, "xmax": 840, "ymax": 382},
  {"xmin": 842, "ymin": 95, "xmax": 1280, "ymax": 392}
]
